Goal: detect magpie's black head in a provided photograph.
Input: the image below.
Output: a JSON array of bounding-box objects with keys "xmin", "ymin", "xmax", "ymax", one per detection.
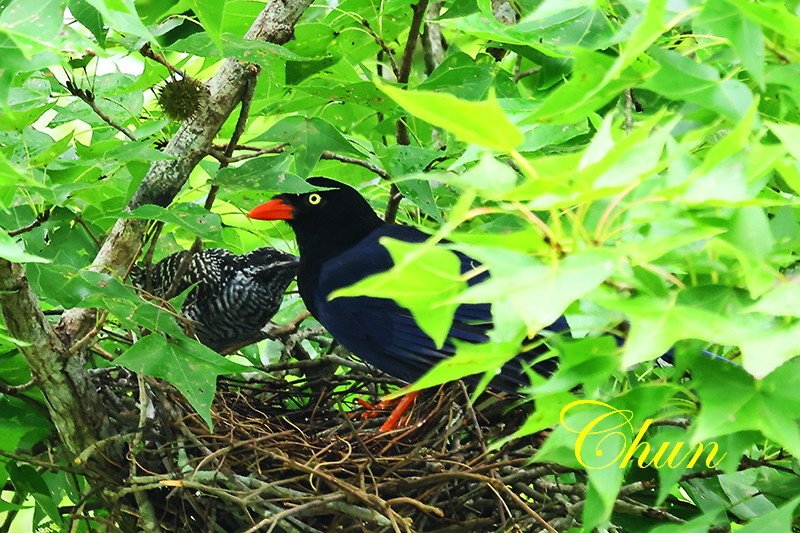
[{"xmin": 247, "ymin": 177, "xmax": 384, "ymax": 258}]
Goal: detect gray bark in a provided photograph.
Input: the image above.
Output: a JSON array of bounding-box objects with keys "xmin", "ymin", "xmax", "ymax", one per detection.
[
  {"xmin": 56, "ymin": 0, "xmax": 315, "ymax": 344},
  {"xmin": 0, "ymin": 260, "xmax": 110, "ymax": 454}
]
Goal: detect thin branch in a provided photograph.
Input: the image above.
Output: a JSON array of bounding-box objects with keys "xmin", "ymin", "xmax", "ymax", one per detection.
[
  {"xmin": 514, "ymin": 66, "xmax": 541, "ymax": 82},
  {"xmin": 385, "ymin": 0, "xmax": 429, "ymax": 224},
  {"xmin": 360, "ymin": 19, "xmax": 400, "ymax": 78},
  {"xmin": 74, "ymin": 215, "xmax": 102, "ymax": 248},
  {"xmin": 207, "ymin": 144, "xmax": 391, "ymax": 180},
  {"xmin": 63, "ymin": 79, "xmax": 137, "ymax": 141},
  {"xmin": 207, "ymin": 142, "xmax": 288, "ymax": 163},
  {"xmin": 8, "ymin": 208, "xmax": 51, "ymax": 237},
  {"xmin": 320, "ymin": 152, "xmax": 390, "ymax": 179},
  {"xmin": 139, "ymin": 43, "xmax": 187, "ymax": 78},
  {"xmin": 0, "ymin": 378, "xmax": 35, "ymax": 394}
]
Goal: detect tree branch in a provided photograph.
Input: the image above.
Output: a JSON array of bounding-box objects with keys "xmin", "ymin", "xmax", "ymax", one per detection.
[
  {"xmin": 0, "ymin": 260, "xmax": 112, "ymax": 454},
  {"xmin": 385, "ymin": 0, "xmax": 429, "ymax": 224},
  {"xmin": 56, "ymin": 0, "xmax": 315, "ymax": 345},
  {"xmin": 8, "ymin": 208, "xmax": 51, "ymax": 237},
  {"xmin": 63, "ymin": 80, "xmax": 137, "ymax": 141}
]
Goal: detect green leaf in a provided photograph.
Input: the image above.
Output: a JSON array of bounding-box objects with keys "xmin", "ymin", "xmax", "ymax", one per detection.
[
  {"xmin": 641, "ymin": 47, "xmax": 753, "ymax": 121},
  {"xmin": 530, "ymin": 49, "xmax": 654, "ymax": 124},
  {"xmin": 696, "ymin": 0, "xmax": 765, "ymax": 89},
  {"xmin": 0, "ymin": 231, "xmax": 49, "ymax": 263},
  {"xmin": 0, "ymin": 0, "xmax": 64, "ymax": 58},
  {"xmin": 398, "ymin": 339, "xmax": 521, "ymax": 394},
  {"xmin": 329, "ymin": 237, "xmax": 466, "ymax": 348},
  {"xmin": 738, "ymin": 320, "xmax": 800, "ymax": 378},
  {"xmin": 115, "ymin": 334, "xmax": 249, "ymax": 428},
  {"xmin": 192, "ymin": 0, "xmax": 225, "ymax": 52},
  {"xmin": 736, "ymin": 495, "xmax": 800, "ymax": 533},
  {"xmin": 214, "ymin": 153, "xmax": 314, "ymax": 193},
  {"xmin": 726, "ymin": 0, "xmax": 800, "ymax": 39},
  {"xmin": 746, "ymin": 282, "xmax": 800, "ymax": 318},
  {"xmin": 83, "ymin": 0, "xmax": 154, "ymax": 41},
  {"xmin": 123, "ymin": 203, "xmax": 223, "ymax": 241},
  {"xmin": 375, "ymin": 79, "xmax": 523, "ymax": 152},
  {"xmin": 692, "ymin": 357, "xmax": 800, "ymax": 458},
  {"xmin": 459, "ymin": 248, "xmax": 617, "ymax": 336},
  {"xmin": 68, "ymin": 0, "xmax": 106, "ymax": 46},
  {"xmin": 438, "ymin": 154, "xmax": 519, "ymax": 199},
  {"xmin": 254, "ymin": 116, "xmax": 359, "ymax": 177}
]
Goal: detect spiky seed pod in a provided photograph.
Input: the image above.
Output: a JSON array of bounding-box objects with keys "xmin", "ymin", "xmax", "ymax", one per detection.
[{"xmin": 157, "ymin": 76, "xmax": 209, "ymax": 121}]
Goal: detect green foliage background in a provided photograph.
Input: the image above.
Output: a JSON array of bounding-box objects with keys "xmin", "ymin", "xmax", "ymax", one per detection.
[{"xmin": 1, "ymin": 0, "xmax": 799, "ymax": 530}]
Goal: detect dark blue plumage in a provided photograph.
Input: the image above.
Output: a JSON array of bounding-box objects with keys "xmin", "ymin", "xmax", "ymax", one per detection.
[{"xmin": 248, "ymin": 178, "xmax": 562, "ymax": 392}]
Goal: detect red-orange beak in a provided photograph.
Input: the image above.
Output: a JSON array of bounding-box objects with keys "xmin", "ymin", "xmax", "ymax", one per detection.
[{"xmin": 247, "ymin": 198, "xmax": 294, "ymax": 220}]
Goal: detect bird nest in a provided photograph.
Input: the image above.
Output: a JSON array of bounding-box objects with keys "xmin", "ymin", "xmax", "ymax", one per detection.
[{"xmin": 94, "ymin": 351, "xmax": 591, "ymax": 533}]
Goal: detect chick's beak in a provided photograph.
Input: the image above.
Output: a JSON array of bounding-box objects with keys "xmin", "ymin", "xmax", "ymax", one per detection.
[{"xmin": 247, "ymin": 198, "xmax": 294, "ymax": 220}]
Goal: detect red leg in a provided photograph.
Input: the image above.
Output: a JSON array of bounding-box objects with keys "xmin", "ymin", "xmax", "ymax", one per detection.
[
  {"xmin": 379, "ymin": 391, "xmax": 419, "ymax": 432},
  {"xmin": 350, "ymin": 397, "xmax": 395, "ymax": 420}
]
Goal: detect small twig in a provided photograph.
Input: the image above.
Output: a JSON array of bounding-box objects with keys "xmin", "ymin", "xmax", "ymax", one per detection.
[
  {"xmin": 361, "ymin": 19, "xmax": 400, "ymax": 78},
  {"xmin": 0, "ymin": 378, "xmax": 35, "ymax": 394},
  {"xmin": 74, "ymin": 215, "xmax": 103, "ymax": 248},
  {"xmin": 67, "ymin": 310, "xmax": 110, "ymax": 355},
  {"xmin": 139, "ymin": 43, "xmax": 187, "ymax": 78},
  {"xmin": 514, "ymin": 66, "xmax": 541, "ymax": 82},
  {"xmin": 320, "ymin": 152, "xmax": 390, "ymax": 179},
  {"xmin": 8, "ymin": 208, "xmax": 51, "ymax": 237},
  {"xmin": 207, "ymin": 142, "xmax": 287, "ymax": 163},
  {"xmin": 63, "ymin": 79, "xmax": 137, "ymax": 141}
]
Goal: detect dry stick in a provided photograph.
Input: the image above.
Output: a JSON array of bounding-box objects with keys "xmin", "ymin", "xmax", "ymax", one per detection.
[
  {"xmin": 8, "ymin": 208, "xmax": 51, "ymax": 237},
  {"xmin": 384, "ymin": 0, "xmax": 430, "ymax": 224},
  {"xmin": 63, "ymin": 79, "xmax": 137, "ymax": 141},
  {"xmin": 458, "ymin": 382, "xmax": 509, "ymax": 527}
]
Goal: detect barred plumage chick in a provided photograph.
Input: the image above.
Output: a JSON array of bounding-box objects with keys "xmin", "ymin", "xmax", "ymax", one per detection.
[{"xmin": 130, "ymin": 248, "xmax": 298, "ymax": 351}]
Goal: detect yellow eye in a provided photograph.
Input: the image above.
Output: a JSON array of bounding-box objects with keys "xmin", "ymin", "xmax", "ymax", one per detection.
[{"xmin": 308, "ymin": 193, "xmax": 322, "ymax": 205}]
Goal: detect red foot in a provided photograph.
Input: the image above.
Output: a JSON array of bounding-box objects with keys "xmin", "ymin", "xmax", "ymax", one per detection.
[
  {"xmin": 379, "ymin": 391, "xmax": 419, "ymax": 432},
  {"xmin": 349, "ymin": 392, "xmax": 420, "ymax": 431}
]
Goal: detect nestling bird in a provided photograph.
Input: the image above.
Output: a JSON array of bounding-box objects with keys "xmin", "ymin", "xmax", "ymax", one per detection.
[
  {"xmin": 247, "ymin": 178, "xmax": 563, "ymax": 428},
  {"xmin": 130, "ymin": 248, "xmax": 298, "ymax": 352}
]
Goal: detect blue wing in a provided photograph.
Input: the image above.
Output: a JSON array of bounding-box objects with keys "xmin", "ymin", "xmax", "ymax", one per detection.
[{"xmin": 313, "ymin": 225, "xmax": 563, "ymax": 391}]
